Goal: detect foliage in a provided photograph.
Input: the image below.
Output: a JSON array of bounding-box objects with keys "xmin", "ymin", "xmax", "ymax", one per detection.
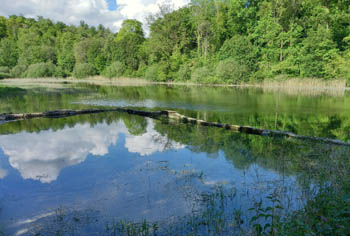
[
  {"xmin": 0, "ymin": 66, "xmax": 9, "ymax": 73},
  {"xmin": 53, "ymin": 66, "xmax": 68, "ymax": 78},
  {"xmin": 1, "ymin": 1, "xmax": 350, "ymax": 83},
  {"xmin": 74, "ymin": 38, "xmax": 104, "ymax": 73},
  {"xmin": 0, "ymin": 66, "xmax": 10, "ymax": 79},
  {"xmin": 218, "ymin": 35, "xmax": 258, "ymax": 74},
  {"xmin": 114, "ymin": 19, "xmax": 145, "ymax": 71},
  {"xmin": 216, "ymin": 58, "xmax": 249, "ymax": 84},
  {"xmin": 0, "ymin": 38, "xmax": 17, "ymax": 68},
  {"xmin": 72, "ymin": 63, "xmax": 96, "ymax": 78},
  {"xmin": 56, "ymin": 32, "xmax": 76, "ymax": 75},
  {"xmin": 102, "ymin": 61, "xmax": 126, "ymax": 78},
  {"xmin": 10, "ymin": 65, "xmax": 27, "ymax": 78},
  {"xmin": 0, "ymin": 72, "xmax": 10, "ymax": 79},
  {"xmin": 191, "ymin": 65, "xmax": 216, "ymax": 83},
  {"xmin": 144, "ymin": 63, "xmax": 167, "ymax": 81},
  {"xmin": 24, "ymin": 62, "xmax": 56, "ymax": 78},
  {"xmin": 277, "ymin": 186, "xmax": 350, "ymax": 235},
  {"xmin": 176, "ymin": 63, "xmax": 192, "ymax": 81},
  {"xmin": 146, "ymin": 6, "xmax": 195, "ymax": 63}
]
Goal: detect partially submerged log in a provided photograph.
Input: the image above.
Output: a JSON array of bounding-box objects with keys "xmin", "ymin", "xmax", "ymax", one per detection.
[
  {"xmin": 1, "ymin": 108, "xmax": 349, "ymax": 147},
  {"xmin": 0, "ymin": 108, "xmax": 169, "ymax": 121}
]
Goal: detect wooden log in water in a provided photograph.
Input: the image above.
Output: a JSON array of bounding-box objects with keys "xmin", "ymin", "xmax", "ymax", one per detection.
[
  {"xmin": 0, "ymin": 108, "xmax": 168, "ymax": 121},
  {"xmin": 0, "ymin": 108, "xmax": 349, "ymax": 147},
  {"xmin": 0, "ymin": 109, "xmax": 113, "ymax": 120}
]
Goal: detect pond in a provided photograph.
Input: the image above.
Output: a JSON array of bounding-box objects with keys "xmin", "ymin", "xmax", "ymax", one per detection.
[{"xmin": 0, "ymin": 82, "xmax": 349, "ymax": 235}]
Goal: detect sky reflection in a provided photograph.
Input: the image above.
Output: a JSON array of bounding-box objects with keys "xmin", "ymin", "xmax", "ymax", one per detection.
[{"xmin": 0, "ymin": 119, "xmax": 184, "ymax": 183}]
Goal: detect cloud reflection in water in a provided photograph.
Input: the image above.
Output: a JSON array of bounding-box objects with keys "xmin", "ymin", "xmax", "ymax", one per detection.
[{"xmin": 0, "ymin": 119, "xmax": 185, "ymax": 183}]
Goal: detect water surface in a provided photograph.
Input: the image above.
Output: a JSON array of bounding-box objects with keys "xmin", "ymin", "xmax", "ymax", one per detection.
[{"xmin": 0, "ymin": 83, "xmax": 349, "ymax": 235}]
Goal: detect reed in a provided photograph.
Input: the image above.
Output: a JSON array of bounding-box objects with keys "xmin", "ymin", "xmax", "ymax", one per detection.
[{"xmin": 1, "ymin": 77, "xmax": 348, "ymax": 96}]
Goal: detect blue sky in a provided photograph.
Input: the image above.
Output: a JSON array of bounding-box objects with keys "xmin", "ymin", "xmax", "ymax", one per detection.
[{"xmin": 106, "ymin": 0, "xmax": 118, "ymax": 11}]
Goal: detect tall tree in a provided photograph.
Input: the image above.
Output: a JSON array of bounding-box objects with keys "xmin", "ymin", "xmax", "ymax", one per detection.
[
  {"xmin": 0, "ymin": 38, "xmax": 17, "ymax": 67},
  {"xmin": 114, "ymin": 19, "xmax": 145, "ymax": 71}
]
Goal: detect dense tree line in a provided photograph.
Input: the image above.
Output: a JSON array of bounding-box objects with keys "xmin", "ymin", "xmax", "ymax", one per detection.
[{"xmin": 1, "ymin": 0, "xmax": 350, "ymax": 83}]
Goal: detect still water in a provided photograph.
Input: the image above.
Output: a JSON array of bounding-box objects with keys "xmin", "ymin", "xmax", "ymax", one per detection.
[{"xmin": 0, "ymin": 83, "xmax": 349, "ymax": 235}]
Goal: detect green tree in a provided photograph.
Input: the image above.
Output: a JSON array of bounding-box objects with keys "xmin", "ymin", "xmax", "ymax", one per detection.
[
  {"xmin": 114, "ymin": 19, "xmax": 145, "ymax": 71},
  {"xmin": 17, "ymin": 28, "xmax": 56, "ymax": 65},
  {"xmin": 299, "ymin": 27, "xmax": 338, "ymax": 78},
  {"xmin": 0, "ymin": 16, "xmax": 7, "ymax": 39},
  {"xmin": 218, "ymin": 35, "xmax": 258, "ymax": 74},
  {"xmin": 0, "ymin": 38, "xmax": 17, "ymax": 67},
  {"xmin": 147, "ymin": 6, "xmax": 195, "ymax": 62},
  {"xmin": 191, "ymin": 0, "xmax": 214, "ymax": 58},
  {"xmin": 56, "ymin": 31, "xmax": 76, "ymax": 75}
]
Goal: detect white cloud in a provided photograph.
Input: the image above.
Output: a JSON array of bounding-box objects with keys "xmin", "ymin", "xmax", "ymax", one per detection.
[{"xmin": 0, "ymin": 0, "xmax": 190, "ymax": 32}]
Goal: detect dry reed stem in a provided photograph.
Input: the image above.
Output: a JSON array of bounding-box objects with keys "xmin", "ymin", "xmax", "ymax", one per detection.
[{"xmin": 1, "ymin": 77, "xmax": 348, "ymax": 96}]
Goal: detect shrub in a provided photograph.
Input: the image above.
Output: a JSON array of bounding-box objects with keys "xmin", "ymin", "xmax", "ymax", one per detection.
[
  {"xmin": 24, "ymin": 62, "xmax": 56, "ymax": 78},
  {"xmin": 216, "ymin": 58, "xmax": 249, "ymax": 84},
  {"xmin": 191, "ymin": 66, "xmax": 215, "ymax": 83},
  {"xmin": 135, "ymin": 63, "xmax": 148, "ymax": 78},
  {"xmin": 102, "ymin": 61, "xmax": 126, "ymax": 78},
  {"xmin": 0, "ymin": 72, "xmax": 10, "ymax": 79},
  {"xmin": 144, "ymin": 63, "xmax": 167, "ymax": 82},
  {"xmin": 176, "ymin": 64, "xmax": 191, "ymax": 81},
  {"xmin": 0, "ymin": 66, "xmax": 9, "ymax": 73},
  {"xmin": 72, "ymin": 63, "xmax": 96, "ymax": 78},
  {"xmin": 145, "ymin": 64, "xmax": 158, "ymax": 81},
  {"xmin": 325, "ymin": 53, "xmax": 350, "ymax": 86},
  {"xmin": 54, "ymin": 67, "xmax": 68, "ymax": 78},
  {"xmin": 10, "ymin": 65, "xmax": 27, "ymax": 78},
  {"xmin": 0, "ymin": 67, "xmax": 10, "ymax": 78}
]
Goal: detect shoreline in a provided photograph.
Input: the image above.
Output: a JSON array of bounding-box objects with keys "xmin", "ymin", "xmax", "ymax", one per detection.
[{"xmin": 1, "ymin": 77, "xmax": 348, "ymax": 91}]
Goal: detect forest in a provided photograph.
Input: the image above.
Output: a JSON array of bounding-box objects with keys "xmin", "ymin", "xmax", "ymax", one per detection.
[{"xmin": 1, "ymin": 0, "xmax": 350, "ymax": 84}]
